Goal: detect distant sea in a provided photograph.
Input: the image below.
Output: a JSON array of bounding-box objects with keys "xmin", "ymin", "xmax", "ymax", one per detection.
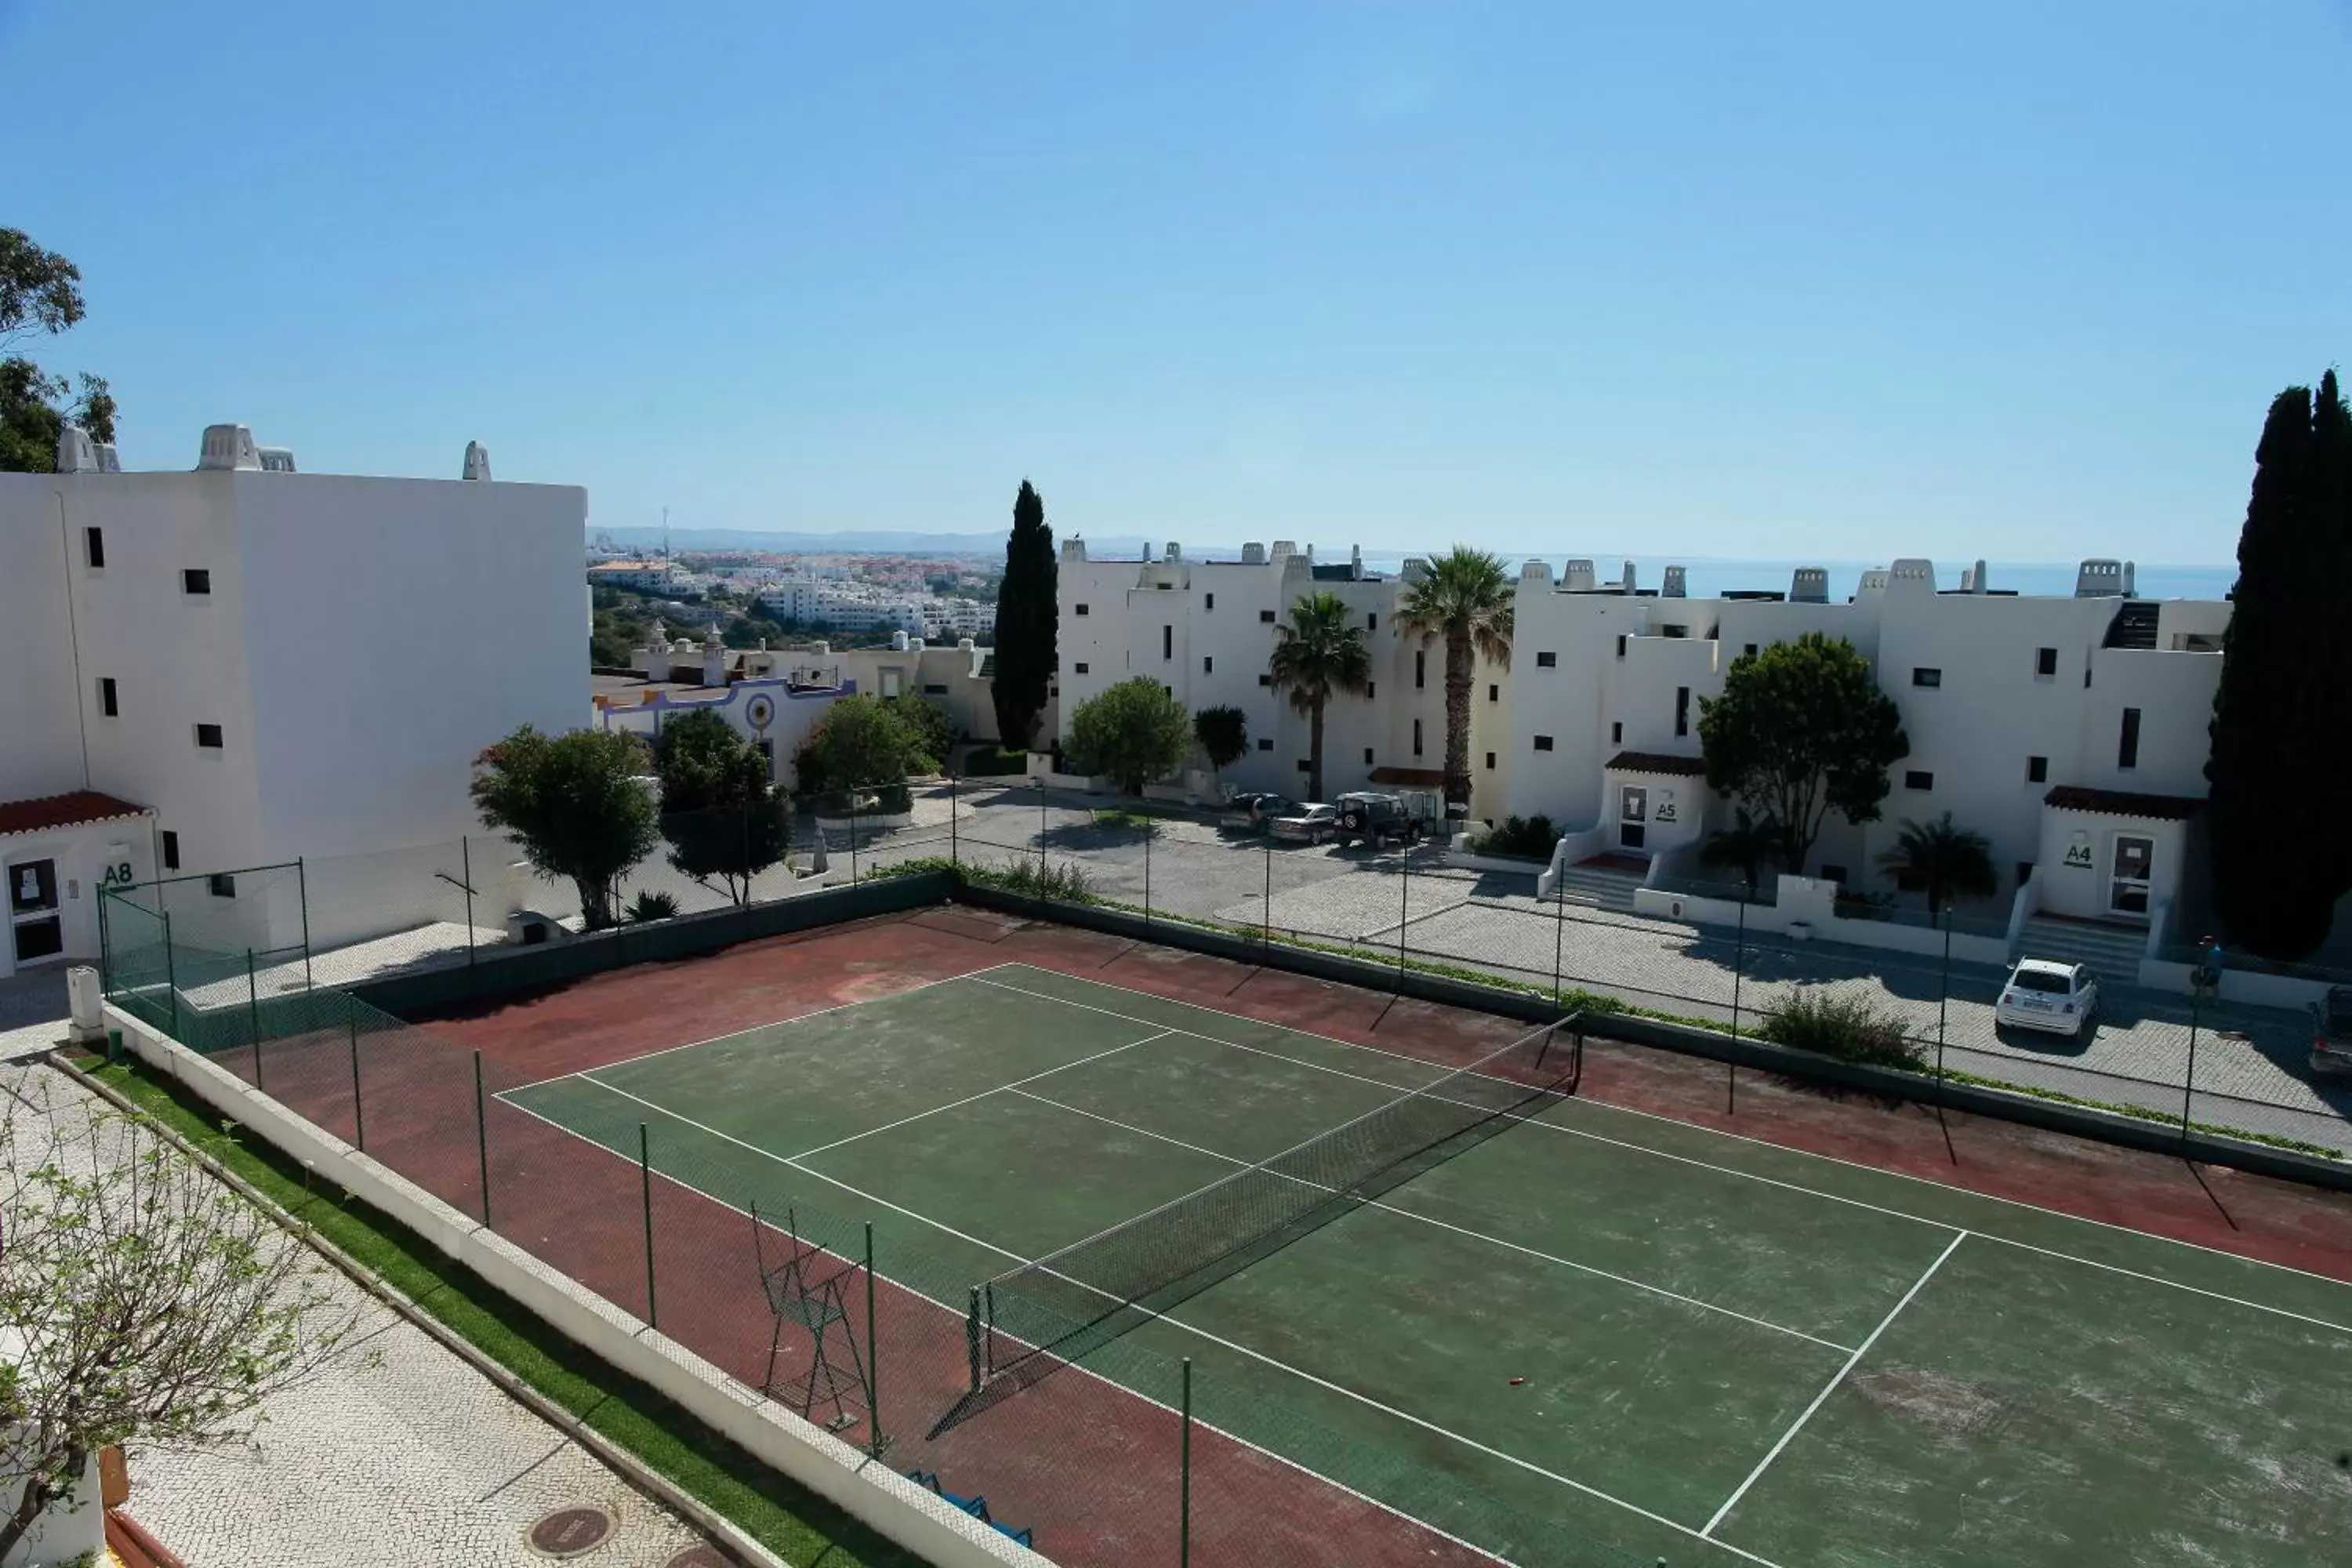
[{"xmin": 1343, "ymin": 556, "xmax": 2235, "ymax": 603}]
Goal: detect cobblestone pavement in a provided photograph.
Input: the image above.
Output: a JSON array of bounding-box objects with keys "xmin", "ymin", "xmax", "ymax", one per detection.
[{"xmin": 5, "ymin": 1062, "xmax": 717, "ymax": 1568}]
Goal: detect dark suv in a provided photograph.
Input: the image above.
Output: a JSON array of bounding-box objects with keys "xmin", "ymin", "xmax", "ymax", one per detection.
[
  {"xmin": 1218, "ymin": 792, "xmax": 1298, "ymax": 834},
  {"xmin": 1333, "ymin": 792, "xmax": 1428, "ymax": 848}
]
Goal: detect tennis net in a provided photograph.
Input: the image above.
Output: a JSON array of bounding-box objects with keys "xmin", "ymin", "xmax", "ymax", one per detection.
[{"xmin": 973, "ymin": 1014, "xmax": 1583, "ymax": 1393}]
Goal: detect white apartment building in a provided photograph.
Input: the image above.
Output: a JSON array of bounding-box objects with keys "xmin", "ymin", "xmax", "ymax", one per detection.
[
  {"xmin": 587, "ymin": 559, "xmax": 685, "ymax": 593},
  {"xmin": 1503, "ymin": 556, "xmax": 2228, "ymax": 934},
  {"xmin": 0, "ymin": 424, "xmax": 586, "ymax": 971},
  {"xmin": 755, "ymin": 575, "xmax": 927, "ymax": 636},
  {"xmin": 921, "ymin": 597, "xmax": 996, "ymax": 644},
  {"xmin": 1057, "ymin": 539, "xmax": 1510, "ymax": 812}
]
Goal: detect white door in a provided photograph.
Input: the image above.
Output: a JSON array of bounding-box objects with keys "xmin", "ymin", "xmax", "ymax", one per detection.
[
  {"xmin": 1617, "ymin": 785, "xmax": 1648, "ymax": 851},
  {"xmin": 2107, "ymin": 834, "xmax": 2154, "ymax": 919},
  {"xmin": 8, "ymin": 858, "xmax": 64, "ymax": 965}
]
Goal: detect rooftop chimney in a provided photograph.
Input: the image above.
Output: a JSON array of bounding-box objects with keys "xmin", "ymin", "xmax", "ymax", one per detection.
[
  {"xmin": 1242, "ymin": 542, "xmax": 1267, "ymax": 564},
  {"xmin": 1165, "ymin": 542, "xmax": 1181, "ymax": 562},
  {"xmin": 55, "ymin": 423, "xmax": 96, "ymax": 474},
  {"xmin": 1563, "ymin": 560, "xmax": 1596, "ymax": 593},
  {"xmin": 1662, "ymin": 565, "xmax": 1687, "ymax": 598},
  {"xmin": 1791, "ymin": 567, "xmax": 1828, "ymax": 603},
  {"xmin": 1350, "ymin": 544, "xmax": 1363, "ymax": 580},
  {"xmin": 462, "ymin": 441, "xmax": 492, "ymax": 481},
  {"xmin": 196, "ymin": 424, "xmax": 261, "ymax": 471}
]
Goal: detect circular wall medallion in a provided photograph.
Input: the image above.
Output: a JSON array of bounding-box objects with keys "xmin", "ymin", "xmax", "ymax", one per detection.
[
  {"xmin": 528, "ymin": 1506, "xmax": 615, "ymax": 1559},
  {"xmin": 662, "ymin": 1549, "xmax": 731, "ymax": 1568},
  {"xmin": 746, "ymin": 694, "xmax": 775, "ymax": 731}
]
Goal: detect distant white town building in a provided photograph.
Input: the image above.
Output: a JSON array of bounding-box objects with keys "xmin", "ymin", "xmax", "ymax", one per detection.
[
  {"xmin": 0, "ymin": 423, "xmax": 586, "ymax": 972},
  {"xmin": 588, "ymin": 558, "xmax": 686, "ymax": 593},
  {"xmin": 1056, "ymin": 539, "xmax": 1508, "ymax": 813}
]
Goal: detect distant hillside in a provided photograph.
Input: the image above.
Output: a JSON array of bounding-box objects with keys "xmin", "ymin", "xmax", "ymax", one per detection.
[{"xmin": 595, "ymin": 525, "xmax": 1154, "ymax": 557}]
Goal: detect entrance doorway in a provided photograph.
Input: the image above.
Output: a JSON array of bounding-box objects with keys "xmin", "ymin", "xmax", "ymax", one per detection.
[
  {"xmin": 8, "ymin": 857, "xmax": 64, "ymax": 965},
  {"xmin": 1617, "ymin": 785, "xmax": 1647, "ymax": 851},
  {"xmin": 2108, "ymin": 834, "xmax": 2153, "ymax": 919}
]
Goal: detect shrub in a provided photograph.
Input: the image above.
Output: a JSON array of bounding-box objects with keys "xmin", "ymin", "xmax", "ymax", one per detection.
[
  {"xmin": 960, "ymin": 746, "xmax": 1030, "ymax": 777},
  {"xmin": 1472, "ymin": 814, "xmax": 1559, "ymax": 860},
  {"xmin": 626, "ymin": 889, "xmax": 680, "ymax": 922},
  {"xmin": 1757, "ymin": 986, "xmax": 1923, "ymax": 1069}
]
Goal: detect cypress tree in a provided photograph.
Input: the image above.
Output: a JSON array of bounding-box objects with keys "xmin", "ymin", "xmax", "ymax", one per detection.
[
  {"xmin": 2207, "ymin": 379, "xmax": 2352, "ymax": 960},
  {"xmin": 990, "ymin": 480, "xmax": 1057, "ymax": 750}
]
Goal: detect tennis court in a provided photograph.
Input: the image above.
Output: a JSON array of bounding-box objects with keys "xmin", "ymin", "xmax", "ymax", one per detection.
[{"xmin": 485, "ymin": 948, "xmax": 2352, "ymax": 1568}]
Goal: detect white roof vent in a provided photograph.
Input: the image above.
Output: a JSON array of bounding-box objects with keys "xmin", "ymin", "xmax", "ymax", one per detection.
[
  {"xmin": 1662, "ymin": 565, "xmax": 1687, "ymax": 598},
  {"xmin": 2074, "ymin": 558, "xmax": 2129, "ymax": 598},
  {"xmin": 1241, "ymin": 542, "xmax": 1267, "ymax": 564},
  {"xmin": 1562, "ymin": 559, "xmax": 1596, "ymax": 593},
  {"xmin": 1060, "ymin": 537, "xmax": 1088, "ymax": 562},
  {"xmin": 93, "ymin": 443, "xmax": 121, "ymax": 474},
  {"xmin": 1164, "ymin": 541, "xmax": 1181, "ymax": 562},
  {"xmin": 462, "ymin": 441, "xmax": 492, "ymax": 481},
  {"xmin": 1887, "ymin": 557, "xmax": 1936, "ymax": 593},
  {"xmin": 256, "ymin": 445, "xmax": 297, "ymax": 473},
  {"xmin": 197, "ymin": 423, "xmax": 262, "ymax": 471},
  {"xmin": 55, "ymin": 423, "xmax": 97, "ymax": 474},
  {"xmin": 1791, "ymin": 567, "xmax": 1828, "ymax": 603},
  {"xmin": 1270, "ymin": 540, "xmax": 1296, "ymax": 561},
  {"xmin": 1519, "ymin": 559, "xmax": 1553, "ymax": 586},
  {"xmin": 1620, "ymin": 560, "xmax": 1639, "ymax": 592}
]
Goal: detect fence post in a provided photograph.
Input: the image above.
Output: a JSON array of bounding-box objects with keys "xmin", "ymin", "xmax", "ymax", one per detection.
[
  {"xmin": 461, "ymin": 835, "xmax": 477, "ymax": 967},
  {"xmin": 864, "ymin": 1222, "xmax": 883, "ymax": 1459},
  {"xmin": 984, "ymin": 1282, "xmax": 996, "ymax": 1378},
  {"xmin": 246, "ymin": 949, "xmax": 264, "ymax": 1089},
  {"xmin": 1179, "ymin": 1356, "xmax": 1194, "ymax": 1568},
  {"xmin": 2183, "ymin": 986, "xmax": 2204, "ymax": 1142},
  {"xmin": 949, "ymin": 773, "xmax": 960, "ymax": 869},
  {"xmin": 296, "ymin": 855, "xmax": 314, "ymax": 992},
  {"xmin": 162, "ymin": 911, "xmax": 180, "ymax": 1037},
  {"xmin": 1262, "ymin": 835, "xmax": 1273, "ymax": 956},
  {"xmin": 1396, "ymin": 841, "xmax": 1410, "ymax": 989},
  {"xmin": 639, "ymin": 1122, "xmax": 658, "ymax": 1330},
  {"xmin": 851, "ymin": 793, "xmax": 860, "ymax": 885},
  {"xmin": 1143, "ymin": 820, "xmax": 1152, "ymax": 930},
  {"xmin": 347, "ymin": 996, "xmax": 365, "ymax": 1152},
  {"xmin": 474, "ymin": 1051, "xmax": 492, "ymax": 1225},
  {"xmin": 1551, "ymin": 884, "xmax": 1566, "ymax": 1009},
  {"xmin": 965, "ymin": 1287, "xmax": 983, "ymax": 1394},
  {"xmin": 1935, "ymin": 907, "xmax": 1952, "ymax": 1121},
  {"xmin": 1037, "ymin": 779, "xmax": 1048, "ymax": 876},
  {"xmin": 1731, "ymin": 890, "xmax": 1747, "ymax": 1037}
]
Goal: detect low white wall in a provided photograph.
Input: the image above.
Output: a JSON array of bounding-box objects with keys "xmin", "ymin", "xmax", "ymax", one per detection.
[
  {"xmin": 103, "ymin": 1004, "xmax": 1051, "ymax": 1568},
  {"xmin": 1537, "ymin": 826, "xmax": 1610, "ymax": 898},
  {"xmin": 1444, "ymin": 851, "xmax": 1549, "ymax": 878},
  {"xmin": 2138, "ymin": 957, "xmax": 2335, "ymax": 1012},
  {"xmin": 1632, "ymin": 874, "xmax": 2012, "ymax": 968}
]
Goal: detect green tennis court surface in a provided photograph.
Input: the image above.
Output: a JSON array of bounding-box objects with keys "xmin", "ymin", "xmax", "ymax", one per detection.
[{"xmin": 503, "ymin": 962, "xmax": 2352, "ymax": 1566}]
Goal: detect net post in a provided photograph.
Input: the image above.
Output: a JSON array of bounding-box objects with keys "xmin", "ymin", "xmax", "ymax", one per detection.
[
  {"xmin": 851, "ymin": 793, "xmax": 859, "ymax": 884},
  {"xmin": 949, "ymin": 772, "xmax": 960, "ymax": 869},
  {"xmin": 1262, "ymin": 835, "xmax": 1272, "ymax": 956},
  {"xmin": 347, "ymin": 996, "xmax": 365, "ymax": 1152},
  {"xmin": 638, "ymin": 1122, "xmax": 658, "ymax": 1330},
  {"xmin": 863, "ymin": 1221, "xmax": 883, "ymax": 1459},
  {"xmin": 246, "ymin": 949, "xmax": 264, "ymax": 1090},
  {"xmin": 162, "ymin": 910, "xmax": 179, "ymax": 1037},
  {"xmin": 984, "ymin": 1281, "xmax": 996, "ymax": 1379},
  {"xmin": 1396, "ymin": 840, "xmax": 1409, "ymax": 989},
  {"xmin": 1036, "ymin": 778, "xmax": 1047, "ymax": 875},
  {"xmin": 2183, "ymin": 985, "xmax": 2203, "ymax": 1142},
  {"xmin": 474, "ymin": 1051, "xmax": 492, "ymax": 1225},
  {"xmin": 296, "ymin": 855, "xmax": 314, "ymax": 992},
  {"xmin": 1731, "ymin": 889, "xmax": 1746, "ymax": 1038},
  {"xmin": 1178, "ymin": 1356, "xmax": 1193, "ymax": 1568},
  {"xmin": 1142, "ymin": 818, "xmax": 1152, "ymax": 931},
  {"xmin": 1551, "ymin": 880, "xmax": 1566, "ymax": 1009},
  {"xmin": 965, "ymin": 1287, "xmax": 983, "ymax": 1394}
]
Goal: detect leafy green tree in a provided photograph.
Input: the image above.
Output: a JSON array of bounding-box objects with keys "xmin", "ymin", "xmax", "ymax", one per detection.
[
  {"xmin": 1398, "ymin": 546, "xmax": 1515, "ymax": 808},
  {"xmin": 1875, "ymin": 812, "xmax": 1998, "ymax": 914},
  {"xmin": 1066, "ymin": 677, "xmax": 1192, "ymax": 794},
  {"xmin": 793, "ymin": 694, "xmax": 937, "ymax": 797},
  {"xmin": 990, "ymin": 480, "xmax": 1056, "ymax": 749},
  {"xmin": 1268, "ymin": 590, "xmax": 1372, "ymax": 802},
  {"xmin": 1699, "ymin": 808, "xmax": 1784, "ymax": 896},
  {"xmin": 470, "ymin": 726, "xmax": 659, "ymax": 930},
  {"xmin": 883, "ymin": 694, "xmax": 956, "ymax": 768},
  {"xmin": 1, "ymin": 229, "xmax": 114, "ymax": 473},
  {"xmin": 2208, "ymin": 374, "xmax": 2352, "ymax": 960},
  {"xmin": 652, "ymin": 709, "xmax": 792, "ymax": 906},
  {"xmin": 1193, "ymin": 705, "xmax": 1249, "ymax": 785},
  {"xmin": 1697, "ymin": 632, "xmax": 1907, "ymax": 875},
  {"xmin": 0, "ymin": 1079, "xmax": 356, "ymax": 1561}
]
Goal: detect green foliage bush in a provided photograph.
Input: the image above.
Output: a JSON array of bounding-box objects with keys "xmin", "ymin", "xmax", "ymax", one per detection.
[
  {"xmin": 1472, "ymin": 814, "xmax": 1558, "ymax": 860},
  {"xmin": 959, "ymin": 746, "xmax": 1030, "ymax": 776},
  {"xmin": 627, "ymin": 889, "xmax": 680, "ymax": 922},
  {"xmin": 1757, "ymin": 987, "xmax": 1923, "ymax": 1069}
]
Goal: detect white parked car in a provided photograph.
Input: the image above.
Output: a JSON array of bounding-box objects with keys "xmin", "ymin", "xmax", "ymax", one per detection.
[
  {"xmin": 1269, "ymin": 803, "xmax": 1340, "ymax": 844},
  {"xmin": 1995, "ymin": 958, "xmax": 2100, "ymax": 1040}
]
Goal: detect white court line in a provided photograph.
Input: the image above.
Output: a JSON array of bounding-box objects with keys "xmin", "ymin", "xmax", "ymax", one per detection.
[
  {"xmin": 976, "ymin": 966, "xmax": 2352, "ymax": 1328},
  {"xmin": 565, "ymin": 1072, "xmax": 1783, "ymax": 1564},
  {"xmin": 786, "ymin": 1029, "xmax": 1180, "ymax": 1162},
  {"xmin": 492, "ymin": 1089, "xmax": 1516, "ymax": 1568},
  {"xmin": 1004, "ymin": 1085, "xmax": 1857, "ymax": 1355},
  {"xmin": 500, "ymin": 963, "xmax": 1023, "ymax": 1094},
  {"xmin": 1702, "ymin": 1232, "xmax": 1968, "ymax": 1539}
]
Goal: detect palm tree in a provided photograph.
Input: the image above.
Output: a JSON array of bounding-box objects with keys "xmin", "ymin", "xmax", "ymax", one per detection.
[
  {"xmin": 1397, "ymin": 546, "xmax": 1515, "ymax": 809},
  {"xmin": 1700, "ymin": 808, "xmax": 1784, "ymax": 896},
  {"xmin": 1876, "ymin": 812, "xmax": 1998, "ymax": 916},
  {"xmin": 1268, "ymin": 590, "xmax": 1371, "ymax": 801}
]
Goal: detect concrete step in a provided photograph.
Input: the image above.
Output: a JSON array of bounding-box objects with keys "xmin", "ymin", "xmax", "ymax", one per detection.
[
  {"xmin": 2016, "ymin": 916, "xmax": 2147, "ymax": 978},
  {"xmin": 1548, "ymin": 866, "xmax": 1641, "ymax": 913}
]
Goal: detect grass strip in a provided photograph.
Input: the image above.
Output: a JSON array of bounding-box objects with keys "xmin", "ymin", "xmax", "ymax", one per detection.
[{"xmin": 77, "ymin": 1052, "xmax": 928, "ymax": 1568}]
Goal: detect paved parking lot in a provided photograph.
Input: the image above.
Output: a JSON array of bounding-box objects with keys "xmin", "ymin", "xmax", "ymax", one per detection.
[{"xmin": 851, "ymin": 784, "xmax": 2352, "ymax": 1154}]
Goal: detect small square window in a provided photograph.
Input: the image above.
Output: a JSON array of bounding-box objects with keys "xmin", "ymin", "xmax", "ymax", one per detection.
[
  {"xmin": 1073, "ymin": 662, "xmax": 1089, "ymax": 674},
  {"xmin": 1744, "ymin": 643, "xmax": 1759, "ymax": 658},
  {"xmin": 1259, "ymin": 609, "xmax": 1276, "ymax": 624},
  {"xmin": 1536, "ymin": 651, "xmax": 1557, "ymax": 668},
  {"xmin": 1662, "ymin": 625, "xmax": 1686, "ymax": 639},
  {"xmin": 2027, "ymin": 755, "xmax": 2048, "ymax": 783},
  {"xmin": 1204, "ymin": 593, "xmax": 1214, "ymax": 611},
  {"xmin": 84, "ymin": 527, "xmax": 104, "ymax": 568},
  {"xmin": 1203, "ymin": 655, "xmax": 1214, "ymax": 673},
  {"xmin": 1611, "ymin": 721, "xmax": 1622, "ymax": 743},
  {"xmin": 1367, "ymin": 613, "xmax": 1377, "ymax": 631},
  {"xmin": 194, "ymin": 723, "xmax": 224, "ymax": 749},
  {"xmin": 1258, "ymin": 673, "xmax": 1272, "ymax": 687},
  {"xmin": 1911, "ymin": 667, "xmax": 1941, "ymax": 688},
  {"xmin": 182, "ymin": 568, "xmax": 212, "ymax": 595},
  {"xmin": 160, "ymin": 829, "xmax": 180, "ymax": 871},
  {"xmin": 1257, "ymin": 738, "xmax": 1273, "ymax": 751},
  {"xmin": 1365, "ymin": 681, "xmax": 1374, "ymax": 699},
  {"xmin": 1074, "ymin": 603, "xmax": 1089, "ymax": 615},
  {"xmin": 208, "ymin": 873, "xmax": 237, "ymax": 898},
  {"xmin": 1155, "ymin": 581, "xmax": 1172, "ymax": 590},
  {"xmin": 1363, "ymin": 747, "xmax": 1374, "ymax": 765},
  {"xmin": 1905, "ymin": 769, "xmax": 1933, "ymax": 789},
  {"xmin": 1484, "ymin": 751, "xmax": 1495, "ymax": 770},
  {"xmin": 1296, "ymin": 759, "xmax": 1311, "ymax": 774},
  {"xmin": 1534, "ymin": 735, "xmax": 1555, "ymax": 752},
  {"xmin": 1615, "ymin": 634, "xmax": 1628, "ymax": 658},
  {"xmin": 1487, "ymin": 683, "xmax": 1499, "ymax": 702},
  {"xmin": 2035, "ymin": 646, "xmax": 2058, "ymax": 677},
  {"xmin": 97, "ymin": 677, "xmax": 117, "ymax": 717}
]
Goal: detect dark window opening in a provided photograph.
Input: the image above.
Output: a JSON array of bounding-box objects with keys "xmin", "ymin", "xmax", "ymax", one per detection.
[
  {"xmin": 2016, "ymin": 861, "xmax": 2034, "ymax": 887},
  {"xmin": 182, "ymin": 568, "xmax": 211, "ymax": 595},
  {"xmin": 1911, "ymin": 667, "xmax": 1941, "ymax": 688},
  {"xmin": 923, "ymin": 684, "xmax": 949, "ymax": 695},
  {"xmin": 1365, "ymin": 681, "xmax": 1374, "ymax": 699},
  {"xmin": 1484, "ymin": 751, "xmax": 1495, "ymax": 770},
  {"xmin": 2027, "ymin": 755, "xmax": 2048, "ymax": 783},
  {"xmin": 1414, "ymin": 651, "xmax": 1426, "ymax": 689},
  {"xmin": 1074, "ymin": 662, "xmax": 1089, "ymax": 674},
  {"xmin": 1204, "ymin": 593, "xmax": 1214, "ymax": 611},
  {"xmin": 2119, "ymin": 707, "xmax": 2141, "ymax": 770},
  {"xmin": 97, "ymin": 677, "xmax": 117, "ymax": 717},
  {"xmin": 1662, "ymin": 625, "xmax": 1687, "ymax": 639},
  {"xmin": 1363, "ymin": 747, "xmax": 1374, "ymax": 764},
  {"xmin": 1257, "ymin": 738, "xmax": 1272, "ymax": 750},
  {"xmin": 1487, "ymin": 683, "xmax": 1499, "ymax": 702},
  {"xmin": 1259, "ymin": 609, "xmax": 1276, "ymax": 624},
  {"xmin": 2035, "ymin": 646, "xmax": 2058, "ymax": 677},
  {"xmin": 1820, "ymin": 864, "xmax": 1849, "ymax": 887},
  {"xmin": 1073, "ymin": 603, "xmax": 1088, "ymax": 615},
  {"xmin": 1258, "ymin": 673, "xmax": 1272, "ymax": 686},
  {"xmin": 1611, "ymin": 721, "xmax": 1622, "ymax": 743},
  {"xmin": 1296, "ymin": 759, "xmax": 1311, "ymax": 774},
  {"xmin": 194, "ymin": 723, "xmax": 223, "ymax": 749},
  {"xmin": 1905, "ymin": 769, "xmax": 1933, "ymax": 790},
  {"xmin": 1202, "ymin": 656, "xmax": 1213, "ymax": 673},
  {"xmin": 1674, "ymin": 686, "xmax": 1690, "ymax": 738},
  {"xmin": 1162, "ymin": 626, "xmax": 1172, "ymax": 660},
  {"xmin": 208, "ymin": 873, "xmax": 237, "ymax": 898},
  {"xmin": 1744, "ymin": 642, "xmax": 1759, "ymax": 658},
  {"xmin": 1412, "ymin": 719, "xmax": 1423, "ymax": 757},
  {"xmin": 1367, "ymin": 613, "xmax": 1377, "ymax": 631},
  {"xmin": 1615, "ymin": 634, "xmax": 1628, "ymax": 658},
  {"xmin": 84, "ymin": 527, "xmax": 104, "ymax": 568},
  {"xmin": 1534, "ymin": 735, "xmax": 1555, "ymax": 752},
  {"xmin": 1535, "ymin": 651, "xmax": 1557, "ymax": 668},
  {"xmin": 160, "ymin": 830, "xmax": 180, "ymax": 871}
]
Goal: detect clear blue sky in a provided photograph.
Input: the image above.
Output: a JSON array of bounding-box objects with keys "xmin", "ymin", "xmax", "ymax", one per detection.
[{"xmin": 7, "ymin": 1, "xmax": 2347, "ymax": 562}]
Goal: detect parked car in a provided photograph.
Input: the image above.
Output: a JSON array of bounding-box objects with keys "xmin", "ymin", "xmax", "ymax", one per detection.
[
  {"xmin": 2311, "ymin": 986, "xmax": 2352, "ymax": 1076},
  {"xmin": 1269, "ymin": 803, "xmax": 1340, "ymax": 844},
  {"xmin": 1332, "ymin": 792, "xmax": 1429, "ymax": 849},
  {"xmin": 1218, "ymin": 792, "xmax": 1299, "ymax": 833},
  {"xmin": 1994, "ymin": 958, "xmax": 2100, "ymax": 1040}
]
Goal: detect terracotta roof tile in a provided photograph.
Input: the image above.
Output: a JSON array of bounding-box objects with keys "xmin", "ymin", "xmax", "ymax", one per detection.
[
  {"xmin": 0, "ymin": 790, "xmax": 150, "ymax": 837},
  {"xmin": 2042, "ymin": 785, "xmax": 2205, "ymax": 821},
  {"xmin": 1602, "ymin": 750, "xmax": 1709, "ymax": 777}
]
